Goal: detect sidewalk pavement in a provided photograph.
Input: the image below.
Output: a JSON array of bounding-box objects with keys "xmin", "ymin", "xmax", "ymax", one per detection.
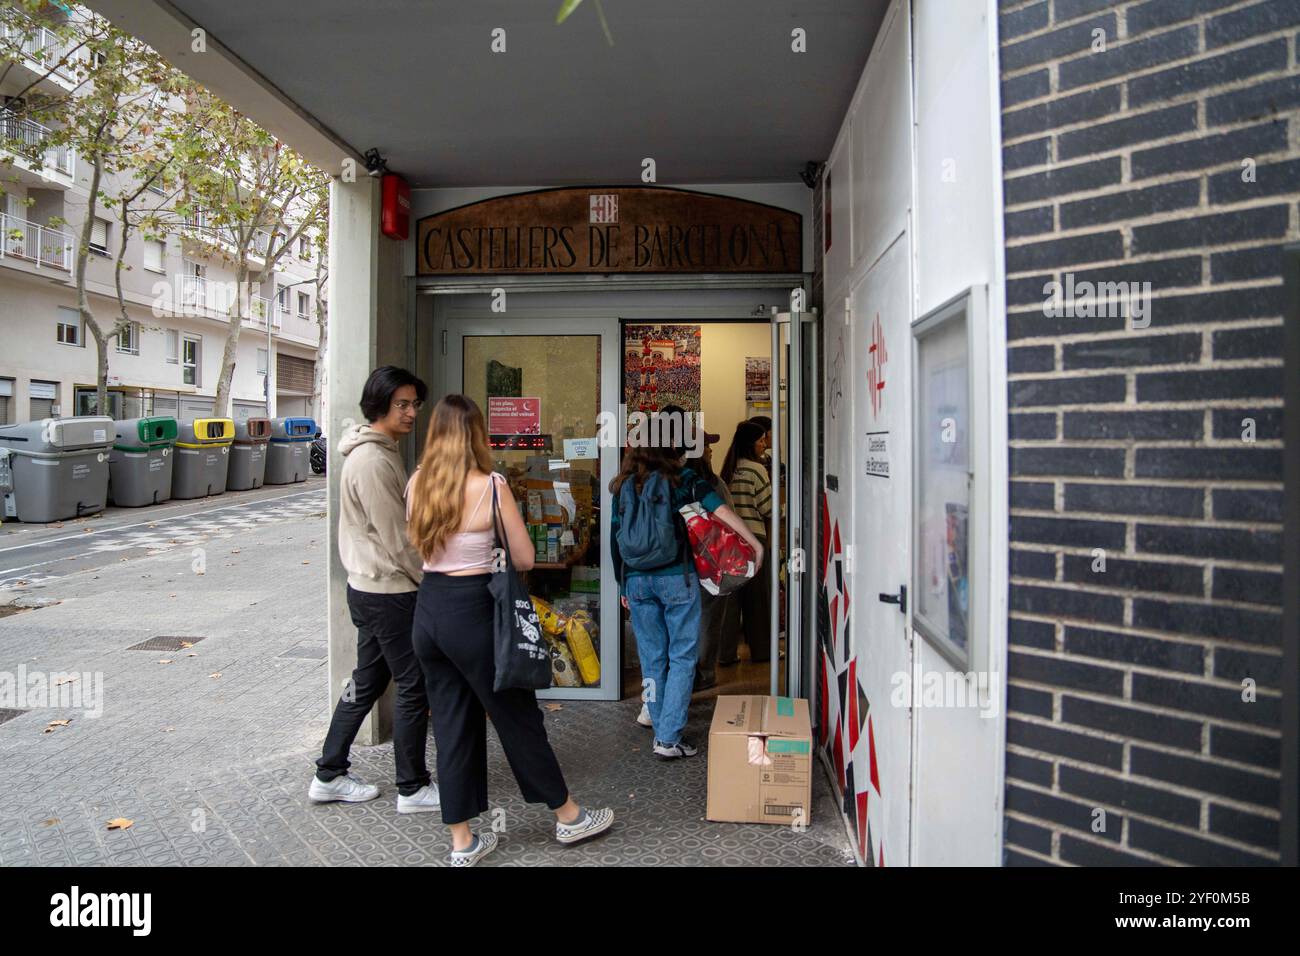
[{"xmin": 0, "ymin": 494, "xmax": 857, "ymax": 867}]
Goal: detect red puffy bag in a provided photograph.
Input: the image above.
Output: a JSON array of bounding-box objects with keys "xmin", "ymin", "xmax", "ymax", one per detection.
[{"xmin": 679, "ymin": 502, "xmax": 757, "ymax": 596}]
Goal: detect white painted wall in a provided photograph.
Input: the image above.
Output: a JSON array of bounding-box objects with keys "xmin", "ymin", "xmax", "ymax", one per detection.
[
  {"xmin": 819, "ymin": 0, "xmax": 1008, "ymax": 866},
  {"xmin": 908, "ymin": 0, "xmax": 1009, "ymax": 869}
]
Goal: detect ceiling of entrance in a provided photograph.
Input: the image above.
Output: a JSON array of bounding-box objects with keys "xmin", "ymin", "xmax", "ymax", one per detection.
[{"xmin": 108, "ymin": 0, "xmax": 886, "ymax": 187}]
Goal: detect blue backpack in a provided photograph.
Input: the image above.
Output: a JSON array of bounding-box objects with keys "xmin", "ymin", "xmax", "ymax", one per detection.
[{"xmin": 616, "ymin": 471, "xmax": 682, "ymax": 572}]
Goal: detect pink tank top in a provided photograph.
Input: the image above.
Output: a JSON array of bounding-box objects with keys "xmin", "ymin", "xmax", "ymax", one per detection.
[{"xmin": 413, "ymin": 471, "xmax": 506, "ymax": 573}]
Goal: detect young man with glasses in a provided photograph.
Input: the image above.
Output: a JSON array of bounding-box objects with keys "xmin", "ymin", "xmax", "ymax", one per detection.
[{"xmin": 308, "ymin": 366, "xmax": 439, "ymax": 813}]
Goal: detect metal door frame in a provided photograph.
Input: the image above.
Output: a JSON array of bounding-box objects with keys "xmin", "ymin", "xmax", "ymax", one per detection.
[
  {"xmin": 437, "ymin": 312, "xmax": 621, "ymax": 701},
  {"xmin": 768, "ymin": 296, "xmax": 819, "ymax": 699}
]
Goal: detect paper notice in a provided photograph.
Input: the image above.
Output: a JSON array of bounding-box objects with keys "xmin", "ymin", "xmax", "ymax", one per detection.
[
  {"xmin": 563, "ymin": 437, "xmax": 599, "ymax": 459},
  {"xmin": 553, "ymin": 481, "xmax": 576, "ymax": 522}
]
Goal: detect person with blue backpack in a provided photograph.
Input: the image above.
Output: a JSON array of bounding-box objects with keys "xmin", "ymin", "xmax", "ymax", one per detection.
[{"xmin": 610, "ymin": 410, "xmax": 764, "ymax": 758}]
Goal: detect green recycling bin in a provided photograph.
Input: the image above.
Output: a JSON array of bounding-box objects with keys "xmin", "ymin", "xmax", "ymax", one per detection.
[
  {"xmin": 228, "ymin": 417, "xmax": 271, "ymax": 491},
  {"xmin": 264, "ymin": 417, "xmax": 315, "ymax": 485},
  {"xmin": 108, "ymin": 416, "xmax": 177, "ymax": 507},
  {"xmin": 0, "ymin": 416, "xmax": 114, "ymax": 522},
  {"xmin": 171, "ymin": 418, "xmax": 234, "ymax": 500}
]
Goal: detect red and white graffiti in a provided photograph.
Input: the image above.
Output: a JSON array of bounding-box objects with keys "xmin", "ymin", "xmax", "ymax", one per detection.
[{"xmin": 867, "ymin": 313, "xmax": 887, "ymax": 419}]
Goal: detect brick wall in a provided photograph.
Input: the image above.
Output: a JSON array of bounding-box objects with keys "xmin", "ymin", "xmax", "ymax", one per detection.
[{"xmin": 998, "ymin": 0, "xmax": 1296, "ymax": 865}]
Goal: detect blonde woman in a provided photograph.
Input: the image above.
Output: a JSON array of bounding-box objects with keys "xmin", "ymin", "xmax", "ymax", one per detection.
[{"xmin": 406, "ymin": 394, "xmax": 613, "ymax": 866}]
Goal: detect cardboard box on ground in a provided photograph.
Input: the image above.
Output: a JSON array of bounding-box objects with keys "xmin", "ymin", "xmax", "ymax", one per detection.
[{"xmin": 707, "ymin": 696, "xmax": 813, "ymax": 826}]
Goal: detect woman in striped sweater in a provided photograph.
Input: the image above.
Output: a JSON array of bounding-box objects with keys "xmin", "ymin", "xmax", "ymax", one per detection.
[{"xmin": 721, "ymin": 421, "xmax": 773, "ymax": 664}]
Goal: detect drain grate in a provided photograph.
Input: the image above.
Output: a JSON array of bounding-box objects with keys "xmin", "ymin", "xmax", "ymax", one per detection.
[
  {"xmin": 278, "ymin": 643, "xmax": 327, "ymax": 660},
  {"xmin": 127, "ymin": 635, "xmax": 207, "ymax": 652},
  {"xmin": 0, "ymin": 708, "xmax": 28, "ymax": 726}
]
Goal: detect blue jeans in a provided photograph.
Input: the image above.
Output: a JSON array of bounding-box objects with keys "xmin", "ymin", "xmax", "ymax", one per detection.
[{"xmin": 626, "ymin": 572, "xmax": 701, "ymax": 746}]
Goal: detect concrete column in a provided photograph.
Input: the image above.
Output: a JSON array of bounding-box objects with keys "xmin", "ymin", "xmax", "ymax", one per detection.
[{"xmin": 325, "ymin": 175, "xmax": 390, "ymax": 746}]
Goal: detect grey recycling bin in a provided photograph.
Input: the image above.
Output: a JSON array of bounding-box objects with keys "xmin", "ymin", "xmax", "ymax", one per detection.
[
  {"xmin": 228, "ymin": 417, "xmax": 271, "ymax": 491},
  {"xmin": 108, "ymin": 416, "xmax": 177, "ymax": 507},
  {"xmin": 264, "ymin": 417, "xmax": 315, "ymax": 485},
  {"xmin": 0, "ymin": 415, "xmax": 113, "ymax": 523},
  {"xmin": 171, "ymin": 417, "xmax": 234, "ymax": 500}
]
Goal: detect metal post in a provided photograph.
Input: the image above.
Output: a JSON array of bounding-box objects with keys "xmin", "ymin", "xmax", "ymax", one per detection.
[
  {"xmin": 788, "ymin": 296, "xmax": 802, "ymax": 699},
  {"xmin": 806, "ymin": 307, "xmax": 820, "ymax": 710},
  {"xmin": 769, "ymin": 305, "xmax": 781, "ymax": 695}
]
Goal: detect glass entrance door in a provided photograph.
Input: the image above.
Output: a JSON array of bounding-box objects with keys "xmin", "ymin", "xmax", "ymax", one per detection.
[{"xmin": 445, "ymin": 319, "xmax": 620, "ymax": 700}]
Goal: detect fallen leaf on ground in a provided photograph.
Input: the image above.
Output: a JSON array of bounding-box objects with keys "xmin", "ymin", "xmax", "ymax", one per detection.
[
  {"xmin": 53, "ymin": 677, "xmax": 76, "ymax": 686},
  {"xmin": 163, "ymin": 726, "xmax": 175, "ymax": 732},
  {"xmin": 179, "ymin": 641, "xmax": 194, "ymax": 648},
  {"xmin": 105, "ymin": 818, "xmax": 133, "ymax": 831},
  {"xmin": 42, "ymin": 818, "xmax": 59, "ymax": 827},
  {"xmin": 301, "ymin": 560, "xmax": 310, "ymax": 565},
  {"xmin": 46, "ymin": 719, "xmax": 71, "ymax": 728},
  {"xmin": 209, "ymin": 672, "xmax": 222, "ymax": 679},
  {"xmin": 157, "ymin": 659, "xmax": 173, "ymax": 665},
  {"xmin": 544, "ymin": 703, "xmax": 563, "ymax": 712},
  {"xmin": 187, "ymin": 653, "xmax": 197, "ymax": 657}
]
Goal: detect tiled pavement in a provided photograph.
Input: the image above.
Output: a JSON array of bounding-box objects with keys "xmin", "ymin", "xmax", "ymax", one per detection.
[{"xmin": 0, "ymin": 499, "xmax": 857, "ymax": 867}]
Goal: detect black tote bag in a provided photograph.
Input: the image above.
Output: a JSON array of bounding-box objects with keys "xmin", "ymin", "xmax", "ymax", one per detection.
[{"xmin": 486, "ymin": 479, "xmax": 552, "ymax": 691}]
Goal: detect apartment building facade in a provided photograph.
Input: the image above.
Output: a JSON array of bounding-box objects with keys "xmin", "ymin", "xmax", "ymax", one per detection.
[{"xmin": 0, "ymin": 6, "xmax": 323, "ymax": 428}]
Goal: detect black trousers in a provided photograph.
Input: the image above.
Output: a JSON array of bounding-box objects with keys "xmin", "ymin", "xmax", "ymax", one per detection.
[
  {"xmin": 315, "ymin": 587, "xmax": 431, "ymax": 797},
  {"xmin": 412, "ymin": 572, "xmax": 570, "ymax": 825}
]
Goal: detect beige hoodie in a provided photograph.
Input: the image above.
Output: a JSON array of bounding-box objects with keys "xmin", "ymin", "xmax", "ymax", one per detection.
[{"xmin": 337, "ymin": 425, "xmax": 423, "ymax": 593}]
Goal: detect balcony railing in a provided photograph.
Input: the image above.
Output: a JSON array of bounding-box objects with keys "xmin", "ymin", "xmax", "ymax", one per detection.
[
  {"xmin": 0, "ymin": 110, "xmax": 75, "ymax": 177},
  {"xmin": 1, "ymin": 17, "xmax": 81, "ymax": 80},
  {"xmin": 177, "ymin": 275, "xmax": 277, "ymax": 327},
  {"xmin": 182, "ymin": 212, "xmax": 271, "ymax": 261},
  {"xmin": 0, "ymin": 211, "xmax": 72, "ymax": 270}
]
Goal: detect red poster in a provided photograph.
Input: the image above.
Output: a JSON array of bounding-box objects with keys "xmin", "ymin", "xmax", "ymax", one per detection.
[{"xmin": 488, "ymin": 396, "xmax": 541, "ymax": 434}]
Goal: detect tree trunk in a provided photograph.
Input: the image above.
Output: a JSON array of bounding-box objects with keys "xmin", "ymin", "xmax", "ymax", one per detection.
[
  {"xmin": 310, "ymin": 266, "xmax": 327, "ymax": 423},
  {"xmin": 210, "ymin": 264, "xmax": 246, "ymax": 418},
  {"xmin": 77, "ymin": 153, "xmax": 109, "ymax": 418}
]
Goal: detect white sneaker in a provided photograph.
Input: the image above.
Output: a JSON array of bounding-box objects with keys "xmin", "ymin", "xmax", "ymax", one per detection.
[
  {"xmin": 653, "ymin": 737, "xmax": 699, "ymax": 759},
  {"xmin": 396, "ymin": 783, "xmax": 441, "ymax": 814},
  {"xmin": 308, "ymin": 773, "xmax": 380, "ymax": 803},
  {"xmin": 636, "ymin": 704, "xmax": 653, "ymax": 728},
  {"xmin": 450, "ymin": 831, "xmax": 498, "ymax": 867},
  {"xmin": 556, "ymin": 806, "xmax": 615, "ymax": 845}
]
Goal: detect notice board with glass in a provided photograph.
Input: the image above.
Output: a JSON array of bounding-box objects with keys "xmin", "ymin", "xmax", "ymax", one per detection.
[{"xmin": 912, "ymin": 292, "xmax": 973, "ymax": 670}]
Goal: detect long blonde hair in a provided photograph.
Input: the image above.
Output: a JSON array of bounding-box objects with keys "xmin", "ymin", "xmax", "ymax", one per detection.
[{"xmin": 407, "ymin": 394, "xmax": 496, "ymax": 560}]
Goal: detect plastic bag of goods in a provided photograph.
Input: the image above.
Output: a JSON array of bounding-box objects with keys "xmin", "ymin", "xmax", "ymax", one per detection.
[
  {"xmin": 546, "ymin": 635, "xmax": 583, "ymax": 688},
  {"xmin": 678, "ymin": 502, "xmax": 757, "ymax": 596},
  {"xmin": 564, "ymin": 610, "xmax": 601, "ymax": 686},
  {"xmin": 531, "ymin": 595, "xmax": 567, "ymax": 636}
]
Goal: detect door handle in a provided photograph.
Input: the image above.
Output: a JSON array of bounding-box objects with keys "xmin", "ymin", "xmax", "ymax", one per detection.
[{"xmin": 878, "ymin": 585, "xmax": 907, "ymax": 615}]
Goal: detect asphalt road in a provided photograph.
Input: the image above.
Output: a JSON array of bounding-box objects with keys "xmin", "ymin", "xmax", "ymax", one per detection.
[{"xmin": 0, "ymin": 479, "xmax": 326, "ymax": 591}]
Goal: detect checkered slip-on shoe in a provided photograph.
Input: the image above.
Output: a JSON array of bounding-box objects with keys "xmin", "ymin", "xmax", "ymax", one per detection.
[
  {"xmin": 449, "ymin": 832, "xmax": 498, "ymax": 867},
  {"xmin": 555, "ymin": 807, "xmax": 615, "ymax": 845}
]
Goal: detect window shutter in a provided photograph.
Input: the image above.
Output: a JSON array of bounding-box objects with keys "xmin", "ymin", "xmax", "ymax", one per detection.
[
  {"xmin": 90, "ymin": 218, "xmax": 108, "ymax": 249},
  {"xmin": 145, "ymin": 240, "xmax": 164, "ymax": 271}
]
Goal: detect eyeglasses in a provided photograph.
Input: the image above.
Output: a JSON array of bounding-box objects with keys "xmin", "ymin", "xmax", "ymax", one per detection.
[{"xmin": 394, "ymin": 399, "xmax": 424, "ymax": 412}]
